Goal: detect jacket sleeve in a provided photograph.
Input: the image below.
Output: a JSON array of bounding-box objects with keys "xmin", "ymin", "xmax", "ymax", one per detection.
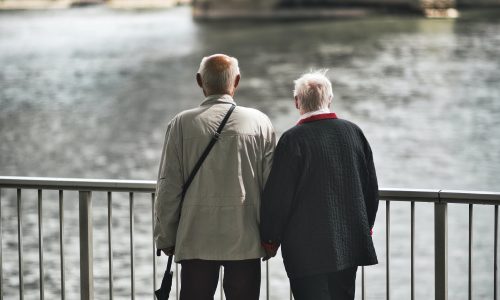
[
  {"xmin": 260, "ymin": 133, "xmax": 301, "ymax": 245},
  {"xmin": 361, "ymin": 132, "xmax": 379, "ymax": 228},
  {"xmin": 154, "ymin": 118, "xmax": 184, "ymax": 250},
  {"xmin": 261, "ymin": 118, "xmax": 277, "ymax": 189}
]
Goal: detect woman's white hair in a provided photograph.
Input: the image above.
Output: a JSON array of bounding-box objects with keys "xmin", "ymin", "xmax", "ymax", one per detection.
[
  {"xmin": 198, "ymin": 54, "xmax": 240, "ymax": 93},
  {"xmin": 293, "ymin": 69, "xmax": 334, "ymax": 113}
]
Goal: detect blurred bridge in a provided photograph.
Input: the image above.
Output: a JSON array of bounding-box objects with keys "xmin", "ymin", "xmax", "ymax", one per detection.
[{"xmin": 192, "ymin": 0, "xmax": 500, "ymax": 19}]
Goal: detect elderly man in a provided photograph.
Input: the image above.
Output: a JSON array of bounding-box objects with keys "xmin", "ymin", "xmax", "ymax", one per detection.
[
  {"xmin": 154, "ymin": 54, "xmax": 275, "ymax": 300},
  {"xmin": 260, "ymin": 71, "xmax": 379, "ymax": 300}
]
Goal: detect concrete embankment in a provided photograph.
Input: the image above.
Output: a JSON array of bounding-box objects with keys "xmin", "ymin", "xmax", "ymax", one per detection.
[
  {"xmin": 0, "ymin": 0, "xmax": 105, "ymax": 9},
  {"xmin": 0, "ymin": 0, "xmax": 187, "ymax": 10},
  {"xmin": 107, "ymin": 0, "xmax": 189, "ymax": 9}
]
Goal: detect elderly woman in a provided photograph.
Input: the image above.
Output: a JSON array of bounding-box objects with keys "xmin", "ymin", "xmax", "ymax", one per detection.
[{"xmin": 260, "ymin": 70, "xmax": 379, "ymax": 300}]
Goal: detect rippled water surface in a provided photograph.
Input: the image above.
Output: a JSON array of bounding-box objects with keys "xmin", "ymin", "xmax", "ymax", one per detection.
[{"xmin": 1, "ymin": 6, "xmax": 500, "ymax": 300}]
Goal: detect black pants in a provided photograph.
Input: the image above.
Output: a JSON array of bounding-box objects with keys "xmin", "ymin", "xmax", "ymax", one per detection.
[
  {"xmin": 179, "ymin": 259, "xmax": 261, "ymax": 300},
  {"xmin": 290, "ymin": 267, "xmax": 358, "ymax": 300}
]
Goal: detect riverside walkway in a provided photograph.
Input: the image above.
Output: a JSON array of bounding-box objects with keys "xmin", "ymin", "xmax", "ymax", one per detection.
[{"xmin": 0, "ymin": 176, "xmax": 499, "ymax": 300}]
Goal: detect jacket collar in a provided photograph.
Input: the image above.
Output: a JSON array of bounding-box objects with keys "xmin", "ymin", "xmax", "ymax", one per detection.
[
  {"xmin": 299, "ymin": 107, "xmax": 331, "ymax": 121},
  {"xmin": 297, "ymin": 113, "xmax": 338, "ymax": 125},
  {"xmin": 200, "ymin": 94, "xmax": 236, "ymax": 106}
]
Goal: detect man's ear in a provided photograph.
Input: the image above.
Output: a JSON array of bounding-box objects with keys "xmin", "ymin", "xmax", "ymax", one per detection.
[
  {"xmin": 196, "ymin": 73, "xmax": 203, "ymax": 88},
  {"xmin": 295, "ymin": 96, "xmax": 300, "ymax": 110},
  {"xmin": 234, "ymin": 74, "xmax": 241, "ymax": 89}
]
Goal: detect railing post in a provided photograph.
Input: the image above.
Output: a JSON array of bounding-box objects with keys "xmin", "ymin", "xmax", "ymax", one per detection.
[
  {"xmin": 0, "ymin": 188, "xmax": 3, "ymax": 300},
  {"xmin": 59, "ymin": 190, "xmax": 66, "ymax": 300},
  {"xmin": 386, "ymin": 201, "xmax": 391, "ymax": 300},
  {"xmin": 266, "ymin": 260, "xmax": 270, "ymax": 300},
  {"xmin": 79, "ymin": 191, "xmax": 93, "ymax": 300},
  {"xmin": 17, "ymin": 189, "xmax": 24, "ymax": 300},
  {"xmin": 435, "ymin": 198, "xmax": 448, "ymax": 300}
]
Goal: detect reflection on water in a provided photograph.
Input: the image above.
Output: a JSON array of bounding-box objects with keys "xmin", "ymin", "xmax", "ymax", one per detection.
[{"xmin": 1, "ymin": 6, "xmax": 500, "ymax": 300}]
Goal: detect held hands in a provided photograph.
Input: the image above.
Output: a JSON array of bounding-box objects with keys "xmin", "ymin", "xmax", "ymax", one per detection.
[{"xmin": 262, "ymin": 242, "xmax": 279, "ymax": 261}]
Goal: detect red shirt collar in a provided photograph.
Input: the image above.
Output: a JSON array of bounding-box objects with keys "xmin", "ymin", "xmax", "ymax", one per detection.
[{"xmin": 297, "ymin": 113, "xmax": 338, "ymax": 125}]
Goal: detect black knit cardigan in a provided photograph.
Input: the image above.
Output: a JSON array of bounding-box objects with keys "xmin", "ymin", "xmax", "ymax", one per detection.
[{"xmin": 260, "ymin": 117, "xmax": 379, "ymax": 279}]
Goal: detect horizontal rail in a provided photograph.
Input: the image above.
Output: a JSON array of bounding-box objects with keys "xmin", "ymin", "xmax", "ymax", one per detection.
[
  {"xmin": 380, "ymin": 188, "xmax": 500, "ymax": 204},
  {"xmin": 2, "ymin": 177, "xmax": 500, "ymax": 203},
  {"xmin": 0, "ymin": 176, "xmax": 156, "ymax": 192},
  {"xmin": 440, "ymin": 190, "xmax": 500, "ymax": 205},
  {"xmin": 380, "ymin": 188, "xmax": 441, "ymax": 202}
]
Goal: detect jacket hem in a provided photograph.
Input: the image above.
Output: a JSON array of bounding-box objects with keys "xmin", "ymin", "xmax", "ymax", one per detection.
[
  {"xmin": 286, "ymin": 258, "xmax": 378, "ymax": 279},
  {"xmin": 174, "ymin": 250, "xmax": 266, "ymax": 263}
]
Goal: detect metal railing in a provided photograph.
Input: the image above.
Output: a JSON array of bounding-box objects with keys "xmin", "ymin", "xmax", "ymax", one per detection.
[{"xmin": 0, "ymin": 176, "xmax": 499, "ymax": 300}]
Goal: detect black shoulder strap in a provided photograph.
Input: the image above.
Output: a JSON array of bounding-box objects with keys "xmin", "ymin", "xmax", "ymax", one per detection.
[
  {"xmin": 181, "ymin": 104, "xmax": 236, "ymax": 199},
  {"xmin": 166, "ymin": 254, "xmax": 173, "ymax": 272},
  {"xmin": 156, "ymin": 249, "xmax": 173, "ymax": 272}
]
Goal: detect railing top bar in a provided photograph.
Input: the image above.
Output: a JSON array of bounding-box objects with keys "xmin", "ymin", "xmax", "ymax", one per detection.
[
  {"xmin": 1, "ymin": 177, "xmax": 500, "ymax": 203},
  {"xmin": 0, "ymin": 176, "xmax": 156, "ymax": 192},
  {"xmin": 440, "ymin": 189, "xmax": 500, "ymax": 204},
  {"xmin": 380, "ymin": 188, "xmax": 440, "ymax": 201},
  {"xmin": 440, "ymin": 190, "xmax": 500, "ymax": 199},
  {"xmin": 379, "ymin": 188, "xmax": 500, "ymax": 204}
]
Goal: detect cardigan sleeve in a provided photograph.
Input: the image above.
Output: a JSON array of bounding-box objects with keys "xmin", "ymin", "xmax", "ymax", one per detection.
[
  {"xmin": 260, "ymin": 133, "xmax": 301, "ymax": 245},
  {"xmin": 361, "ymin": 132, "xmax": 379, "ymax": 228}
]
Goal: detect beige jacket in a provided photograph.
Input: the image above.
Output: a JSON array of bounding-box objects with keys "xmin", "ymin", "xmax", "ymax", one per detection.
[{"xmin": 154, "ymin": 94, "xmax": 276, "ymax": 262}]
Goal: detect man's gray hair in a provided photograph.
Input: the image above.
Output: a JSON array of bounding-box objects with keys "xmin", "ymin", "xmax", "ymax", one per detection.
[
  {"xmin": 293, "ymin": 70, "xmax": 334, "ymax": 112},
  {"xmin": 198, "ymin": 55, "xmax": 240, "ymax": 93}
]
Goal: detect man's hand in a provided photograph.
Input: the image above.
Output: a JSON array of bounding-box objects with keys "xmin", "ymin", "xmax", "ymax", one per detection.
[
  {"xmin": 161, "ymin": 246, "xmax": 175, "ymax": 256},
  {"xmin": 262, "ymin": 242, "xmax": 279, "ymax": 261}
]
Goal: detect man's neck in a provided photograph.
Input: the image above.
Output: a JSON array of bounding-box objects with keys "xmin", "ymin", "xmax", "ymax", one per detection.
[{"xmin": 205, "ymin": 90, "xmax": 233, "ymax": 97}]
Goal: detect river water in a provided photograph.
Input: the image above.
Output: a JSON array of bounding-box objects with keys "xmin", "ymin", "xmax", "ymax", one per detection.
[{"xmin": 1, "ymin": 6, "xmax": 500, "ymax": 300}]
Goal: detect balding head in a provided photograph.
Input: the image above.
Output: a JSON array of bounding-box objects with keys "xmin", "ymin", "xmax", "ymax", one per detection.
[{"xmin": 197, "ymin": 54, "xmax": 240, "ymax": 96}]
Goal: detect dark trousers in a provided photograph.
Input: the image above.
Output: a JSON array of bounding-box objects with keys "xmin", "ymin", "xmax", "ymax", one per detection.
[
  {"xmin": 290, "ymin": 267, "xmax": 358, "ymax": 300},
  {"xmin": 179, "ymin": 259, "xmax": 261, "ymax": 300}
]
